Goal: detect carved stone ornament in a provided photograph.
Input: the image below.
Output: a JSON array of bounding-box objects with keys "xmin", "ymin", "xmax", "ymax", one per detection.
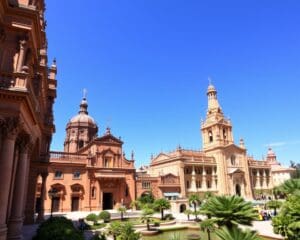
[
  {"xmin": 0, "ymin": 116, "xmax": 20, "ymax": 139},
  {"xmin": 16, "ymin": 133, "xmax": 31, "ymax": 153}
]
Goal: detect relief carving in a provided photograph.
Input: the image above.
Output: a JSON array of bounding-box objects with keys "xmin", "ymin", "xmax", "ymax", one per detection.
[{"xmin": 0, "ymin": 116, "xmax": 20, "ymax": 139}]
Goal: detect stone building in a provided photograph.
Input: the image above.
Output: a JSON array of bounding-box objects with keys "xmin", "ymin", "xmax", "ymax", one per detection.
[
  {"xmin": 0, "ymin": 0, "xmax": 56, "ymax": 239},
  {"xmin": 40, "ymin": 97, "xmax": 136, "ymax": 213},
  {"xmin": 136, "ymin": 84, "xmax": 294, "ymax": 212}
]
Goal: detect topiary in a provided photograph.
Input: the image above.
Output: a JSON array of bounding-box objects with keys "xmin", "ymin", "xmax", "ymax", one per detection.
[
  {"xmin": 86, "ymin": 213, "xmax": 98, "ymax": 224},
  {"xmin": 99, "ymin": 210, "xmax": 111, "ymax": 223}
]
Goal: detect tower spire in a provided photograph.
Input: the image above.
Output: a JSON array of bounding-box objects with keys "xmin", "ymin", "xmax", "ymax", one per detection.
[
  {"xmin": 207, "ymin": 82, "xmax": 222, "ymax": 115},
  {"xmin": 79, "ymin": 90, "xmax": 88, "ymax": 114}
]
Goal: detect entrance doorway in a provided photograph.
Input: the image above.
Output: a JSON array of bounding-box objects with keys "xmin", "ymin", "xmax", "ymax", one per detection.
[
  {"xmin": 235, "ymin": 184, "xmax": 241, "ymax": 196},
  {"xmin": 52, "ymin": 197, "xmax": 60, "ymax": 212},
  {"xmin": 103, "ymin": 192, "xmax": 113, "ymax": 210},
  {"xmin": 71, "ymin": 197, "xmax": 80, "ymax": 211},
  {"xmin": 180, "ymin": 204, "xmax": 186, "ymax": 213}
]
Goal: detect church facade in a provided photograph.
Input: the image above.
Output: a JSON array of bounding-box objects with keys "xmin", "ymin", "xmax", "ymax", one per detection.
[
  {"xmin": 40, "ymin": 97, "xmax": 136, "ymax": 213},
  {"xmin": 0, "ymin": 0, "xmax": 57, "ymax": 239},
  {"xmin": 136, "ymin": 84, "xmax": 294, "ymax": 211}
]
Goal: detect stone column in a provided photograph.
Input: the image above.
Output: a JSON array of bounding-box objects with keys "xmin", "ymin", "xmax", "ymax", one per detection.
[
  {"xmin": 262, "ymin": 170, "xmax": 267, "ymax": 189},
  {"xmin": 212, "ymin": 167, "xmax": 217, "ymax": 190},
  {"xmin": 0, "ymin": 117, "xmax": 19, "ymax": 240},
  {"xmin": 179, "ymin": 166, "xmax": 186, "ymax": 198},
  {"xmin": 36, "ymin": 172, "xmax": 48, "ymax": 222},
  {"xmin": 202, "ymin": 167, "xmax": 207, "ymax": 190},
  {"xmin": 17, "ymin": 39, "xmax": 27, "ymax": 72},
  {"xmin": 255, "ymin": 170, "xmax": 260, "ymax": 189},
  {"xmin": 7, "ymin": 135, "xmax": 31, "ymax": 239},
  {"xmin": 190, "ymin": 166, "xmax": 197, "ymax": 192}
]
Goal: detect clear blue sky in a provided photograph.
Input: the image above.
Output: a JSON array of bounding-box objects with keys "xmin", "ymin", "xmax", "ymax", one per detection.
[{"xmin": 46, "ymin": 0, "xmax": 300, "ymax": 167}]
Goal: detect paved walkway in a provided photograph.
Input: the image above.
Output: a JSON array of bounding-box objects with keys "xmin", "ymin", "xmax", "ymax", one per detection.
[{"xmin": 22, "ymin": 210, "xmax": 284, "ymax": 240}]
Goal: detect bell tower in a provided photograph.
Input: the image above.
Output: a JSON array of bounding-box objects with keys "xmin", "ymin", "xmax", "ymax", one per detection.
[
  {"xmin": 201, "ymin": 83, "xmax": 234, "ymax": 151},
  {"xmin": 64, "ymin": 94, "xmax": 98, "ymax": 153}
]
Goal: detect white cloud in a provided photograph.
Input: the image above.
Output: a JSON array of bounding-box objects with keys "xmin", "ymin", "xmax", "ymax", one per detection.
[{"xmin": 264, "ymin": 140, "xmax": 300, "ymax": 148}]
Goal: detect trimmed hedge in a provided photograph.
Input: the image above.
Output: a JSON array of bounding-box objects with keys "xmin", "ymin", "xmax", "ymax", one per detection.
[
  {"xmin": 33, "ymin": 217, "xmax": 84, "ymax": 240},
  {"xmin": 99, "ymin": 210, "xmax": 111, "ymax": 223}
]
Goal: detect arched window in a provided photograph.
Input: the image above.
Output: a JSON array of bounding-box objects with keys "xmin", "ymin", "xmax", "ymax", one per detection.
[
  {"xmin": 223, "ymin": 128, "xmax": 227, "ymax": 140},
  {"xmin": 78, "ymin": 140, "xmax": 84, "ymax": 149},
  {"xmin": 209, "ymin": 131, "xmax": 213, "ymax": 142}
]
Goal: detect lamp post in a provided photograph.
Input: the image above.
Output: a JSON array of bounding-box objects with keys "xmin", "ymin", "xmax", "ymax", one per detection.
[{"xmin": 48, "ymin": 188, "xmax": 58, "ymax": 218}]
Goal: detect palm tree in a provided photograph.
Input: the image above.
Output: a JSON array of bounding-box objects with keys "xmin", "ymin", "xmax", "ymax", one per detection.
[
  {"xmin": 215, "ymin": 226, "xmax": 262, "ymax": 240},
  {"xmin": 154, "ymin": 198, "xmax": 171, "ymax": 220},
  {"xmin": 280, "ymin": 179, "xmax": 300, "ymax": 196},
  {"xmin": 184, "ymin": 209, "xmax": 193, "ymax": 221},
  {"xmin": 200, "ymin": 195, "xmax": 258, "ymax": 229},
  {"xmin": 117, "ymin": 222, "xmax": 141, "ymax": 240},
  {"xmin": 118, "ymin": 206, "xmax": 127, "ymax": 221},
  {"xmin": 140, "ymin": 208, "xmax": 154, "ymax": 231},
  {"xmin": 188, "ymin": 194, "xmax": 201, "ymax": 220},
  {"xmin": 266, "ymin": 200, "xmax": 282, "ymax": 216},
  {"xmin": 107, "ymin": 221, "xmax": 122, "ymax": 240},
  {"xmin": 200, "ymin": 218, "xmax": 216, "ymax": 240}
]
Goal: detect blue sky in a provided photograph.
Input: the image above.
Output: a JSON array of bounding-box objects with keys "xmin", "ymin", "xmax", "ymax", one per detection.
[{"xmin": 46, "ymin": 0, "xmax": 300, "ymax": 167}]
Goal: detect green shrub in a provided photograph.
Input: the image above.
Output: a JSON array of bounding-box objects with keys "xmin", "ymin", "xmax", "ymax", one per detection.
[
  {"xmin": 33, "ymin": 217, "xmax": 84, "ymax": 240},
  {"xmin": 153, "ymin": 219, "xmax": 160, "ymax": 227},
  {"xmin": 86, "ymin": 213, "xmax": 98, "ymax": 224},
  {"xmin": 164, "ymin": 214, "xmax": 174, "ymax": 220},
  {"xmin": 99, "ymin": 210, "xmax": 111, "ymax": 223}
]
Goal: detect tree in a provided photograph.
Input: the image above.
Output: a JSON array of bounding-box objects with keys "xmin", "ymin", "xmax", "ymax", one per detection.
[
  {"xmin": 200, "ymin": 218, "xmax": 216, "ymax": 240},
  {"xmin": 272, "ymin": 194, "xmax": 300, "ymax": 240},
  {"xmin": 279, "ymin": 179, "xmax": 300, "ymax": 196},
  {"xmin": 118, "ymin": 206, "xmax": 127, "ymax": 221},
  {"xmin": 130, "ymin": 200, "xmax": 139, "ymax": 211},
  {"xmin": 215, "ymin": 226, "xmax": 262, "ymax": 240},
  {"xmin": 266, "ymin": 200, "xmax": 282, "ymax": 216},
  {"xmin": 107, "ymin": 221, "xmax": 122, "ymax": 240},
  {"xmin": 188, "ymin": 194, "xmax": 201, "ymax": 220},
  {"xmin": 200, "ymin": 195, "xmax": 258, "ymax": 230},
  {"xmin": 184, "ymin": 209, "xmax": 193, "ymax": 221},
  {"xmin": 154, "ymin": 198, "xmax": 171, "ymax": 220},
  {"xmin": 290, "ymin": 161, "xmax": 300, "ymax": 179},
  {"xmin": 140, "ymin": 208, "xmax": 154, "ymax": 231},
  {"xmin": 116, "ymin": 222, "xmax": 141, "ymax": 240}
]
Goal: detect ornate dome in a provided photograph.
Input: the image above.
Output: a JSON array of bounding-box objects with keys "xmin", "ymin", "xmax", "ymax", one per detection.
[{"xmin": 68, "ymin": 97, "xmax": 97, "ymax": 128}]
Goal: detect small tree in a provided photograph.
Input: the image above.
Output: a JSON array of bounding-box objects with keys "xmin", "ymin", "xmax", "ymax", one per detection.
[
  {"xmin": 118, "ymin": 206, "xmax": 127, "ymax": 221},
  {"xmin": 86, "ymin": 213, "xmax": 98, "ymax": 225},
  {"xmin": 107, "ymin": 221, "xmax": 121, "ymax": 240},
  {"xmin": 99, "ymin": 211, "xmax": 111, "ymax": 223},
  {"xmin": 154, "ymin": 198, "xmax": 171, "ymax": 220},
  {"xmin": 184, "ymin": 209, "xmax": 193, "ymax": 221},
  {"xmin": 200, "ymin": 218, "xmax": 216, "ymax": 240},
  {"xmin": 188, "ymin": 194, "xmax": 201, "ymax": 220},
  {"xmin": 266, "ymin": 200, "xmax": 282, "ymax": 216},
  {"xmin": 117, "ymin": 222, "xmax": 141, "ymax": 240},
  {"xmin": 140, "ymin": 208, "xmax": 154, "ymax": 231}
]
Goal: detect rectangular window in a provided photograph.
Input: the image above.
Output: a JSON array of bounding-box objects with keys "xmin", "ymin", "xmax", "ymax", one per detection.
[
  {"xmin": 142, "ymin": 181, "xmax": 151, "ymax": 189},
  {"xmin": 73, "ymin": 171, "xmax": 81, "ymax": 179},
  {"xmin": 54, "ymin": 170, "xmax": 63, "ymax": 179}
]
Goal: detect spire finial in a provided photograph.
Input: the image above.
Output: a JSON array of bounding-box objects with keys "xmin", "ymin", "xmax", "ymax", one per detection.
[
  {"xmin": 83, "ymin": 88, "xmax": 87, "ymax": 99},
  {"xmin": 208, "ymin": 76, "xmax": 212, "ymax": 85}
]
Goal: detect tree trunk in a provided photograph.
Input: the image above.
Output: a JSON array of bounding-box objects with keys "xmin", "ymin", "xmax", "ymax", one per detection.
[
  {"xmin": 161, "ymin": 208, "xmax": 164, "ymax": 220},
  {"xmin": 207, "ymin": 230, "xmax": 211, "ymax": 240},
  {"xmin": 194, "ymin": 202, "xmax": 197, "ymax": 220}
]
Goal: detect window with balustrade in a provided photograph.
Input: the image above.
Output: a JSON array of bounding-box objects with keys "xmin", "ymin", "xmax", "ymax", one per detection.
[
  {"xmin": 54, "ymin": 170, "xmax": 63, "ymax": 179},
  {"xmin": 142, "ymin": 181, "xmax": 151, "ymax": 189}
]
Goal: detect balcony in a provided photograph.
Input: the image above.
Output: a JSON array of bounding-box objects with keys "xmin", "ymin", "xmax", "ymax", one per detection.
[{"xmin": 50, "ymin": 151, "xmax": 88, "ymax": 164}]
